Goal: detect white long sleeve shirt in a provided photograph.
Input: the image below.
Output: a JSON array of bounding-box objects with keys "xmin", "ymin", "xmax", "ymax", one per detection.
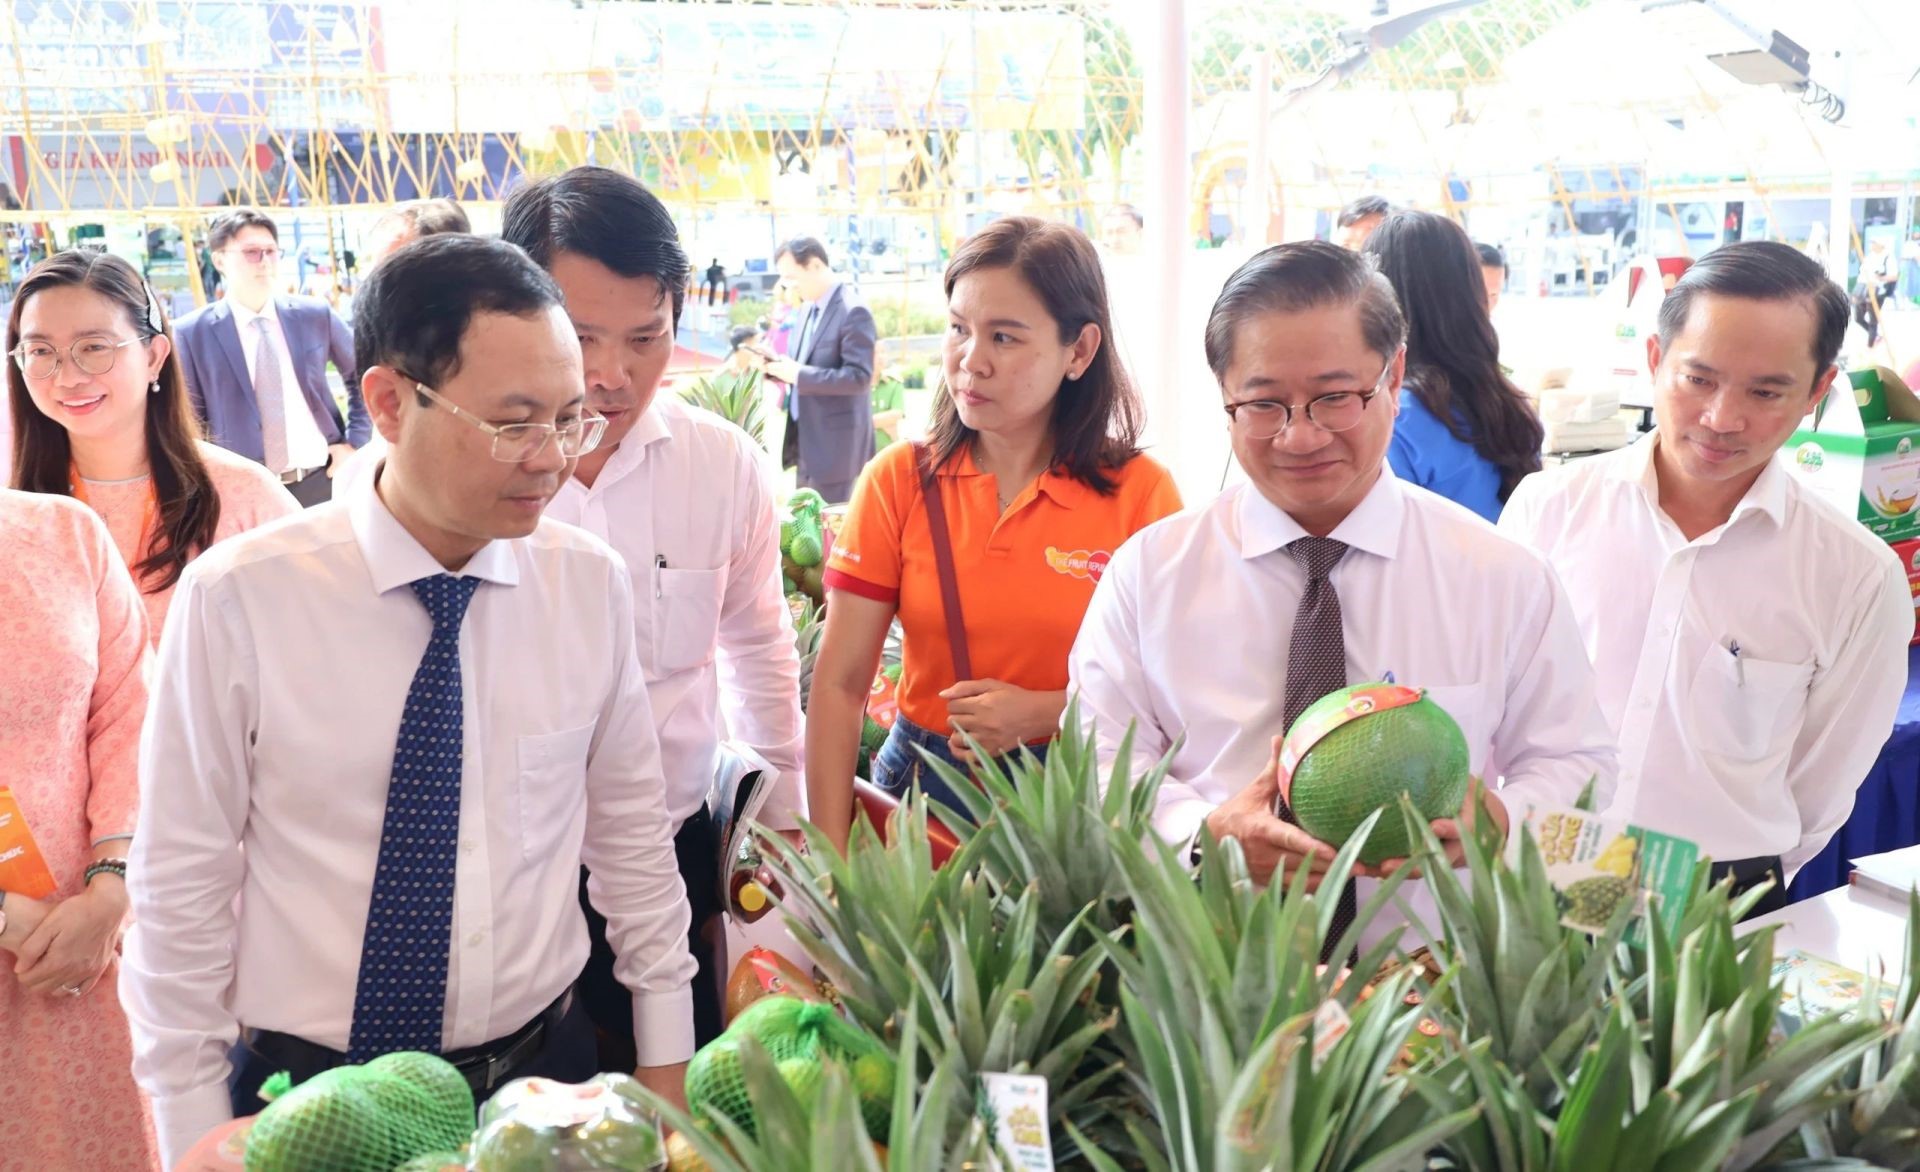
[
  {"xmin": 123, "ymin": 470, "xmax": 696, "ymax": 1166},
  {"xmin": 544, "ymin": 396, "xmax": 805, "ymax": 828},
  {"xmin": 1500, "ymin": 436, "xmax": 1911, "ymax": 876},
  {"xmin": 229, "ymin": 298, "xmax": 330, "ymax": 472},
  {"xmin": 1067, "ymin": 470, "xmax": 1617, "ymax": 948}
]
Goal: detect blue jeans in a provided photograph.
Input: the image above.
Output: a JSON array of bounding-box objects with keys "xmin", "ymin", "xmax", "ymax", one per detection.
[{"xmin": 870, "ymin": 714, "xmax": 1051, "ymax": 820}]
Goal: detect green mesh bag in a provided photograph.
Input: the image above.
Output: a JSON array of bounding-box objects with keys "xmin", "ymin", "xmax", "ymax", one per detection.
[
  {"xmin": 685, "ymin": 1039, "xmax": 756, "ymax": 1136},
  {"xmin": 849, "ymin": 1051, "xmax": 895, "ymax": 1141},
  {"xmin": 244, "ymin": 1068, "xmax": 397, "ymax": 1172},
  {"xmin": 364, "ymin": 1052, "xmax": 475, "ymax": 1150},
  {"xmin": 243, "ymin": 1052, "xmax": 473, "ymax": 1172},
  {"xmin": 393, "ymin": 1155, "xmax": 466, "ymax": 1172}
]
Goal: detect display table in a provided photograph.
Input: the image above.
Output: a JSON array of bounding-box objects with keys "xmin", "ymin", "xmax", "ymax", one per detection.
[
  {"xmin": 1750, "ymin": 881, "xmax": 1912, "ymax": 981},
  {"xmin": 1789, "ymin": 642, "xmax": 1920, "ymax": 901}
]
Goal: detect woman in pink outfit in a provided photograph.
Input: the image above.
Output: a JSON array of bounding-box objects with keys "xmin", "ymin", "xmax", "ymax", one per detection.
[
  {"xmin": 6, "ymin": 251, "xmax": 298, "ymax": 643},
  {"xmin": 0, "ymin": 489, "xmax": 156, "ymax": 1171}
]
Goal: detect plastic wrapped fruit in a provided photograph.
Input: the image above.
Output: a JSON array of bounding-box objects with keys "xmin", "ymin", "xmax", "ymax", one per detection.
[{"xmin": 469, "ymin": 1074, "xmax": 666, "ymax": 1171}]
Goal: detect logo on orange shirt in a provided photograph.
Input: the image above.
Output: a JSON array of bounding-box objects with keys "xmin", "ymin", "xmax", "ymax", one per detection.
[{"xmin": 1045, "ymin": 546, "xmax": 1111, "ymax": 583}]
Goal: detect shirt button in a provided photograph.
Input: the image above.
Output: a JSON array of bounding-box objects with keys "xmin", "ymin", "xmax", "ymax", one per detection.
[
  {"xmin": 468, "ymin": 931, "xmax": 486, "ymax": 947},
  {"xmin": 460, "ymin": 840, "xmax": 475, "ymax": 856}
]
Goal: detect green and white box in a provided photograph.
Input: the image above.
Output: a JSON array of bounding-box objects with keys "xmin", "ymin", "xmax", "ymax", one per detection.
[{"xmin": 1786, "ymin": 366, "xmax": 1920, "ymax": 542}]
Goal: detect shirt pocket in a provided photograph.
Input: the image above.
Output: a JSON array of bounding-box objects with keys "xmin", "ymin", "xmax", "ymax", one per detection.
[
  {"xmin": 1416, "ymin": 682, "xmax": 1490, "ymax": 786},
  {"xmin": 514, "ymin": 723, "xmax": 596, "ymax": 863},
  {"xmin": 1687, "ymin": 645, "xmax": 1814, "ymax": 763},
  {"xmin": 650, "ymin": 566, "xmax": 726, "ymax": 674}
]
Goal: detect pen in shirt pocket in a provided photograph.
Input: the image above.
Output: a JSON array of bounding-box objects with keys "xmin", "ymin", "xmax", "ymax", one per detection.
[
  {"xmin": 1726, "ymin": 638, "xmax": 1745, "ymax": 686},
  {"xmin": 655, "ymin": 553, "xmax": 667, "ymax": 598}
]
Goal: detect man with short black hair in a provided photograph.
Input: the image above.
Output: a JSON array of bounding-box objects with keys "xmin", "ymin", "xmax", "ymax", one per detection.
[
  {"xmin": 124, "ymin": 235, "xmax": 697, "ymax": 1166},
  {"xmin": 174, "ymin": 207, "xmax": 367, "ymax": 505},
  {"xmin": 1475, "ymin": 241, "xmax": 1507, "ymax": 312},
  {"xmin": 766, "ymin": 236, "xmax": 876, "ymax": 503},
  {"xmin": 503, "ymin": 165, "xmax": 805, "ymax": 1060},
  {"xmin": 1502, "ymin": 240, "xmax": 1911, "ymax": 915},
  {"xmin": 1334, "ymin": 195, "xmax": 1392, "ymax": 251}
]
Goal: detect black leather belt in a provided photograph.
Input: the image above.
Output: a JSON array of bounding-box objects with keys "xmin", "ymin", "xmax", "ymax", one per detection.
[{"xmin": 241, "ymin": 988, "xmax": 573, "ymax": 1097}]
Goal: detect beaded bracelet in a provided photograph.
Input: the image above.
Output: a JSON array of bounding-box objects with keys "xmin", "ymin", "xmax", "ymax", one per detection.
[{"xmin": 84, "ymin": 858, "xmax": 128, "ymax": 885}]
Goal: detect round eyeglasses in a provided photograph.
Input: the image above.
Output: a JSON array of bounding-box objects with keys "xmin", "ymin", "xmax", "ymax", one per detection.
[
  {"xmin": 1223, "ymin": 352, "xmax": 1400, "ymax": 440},
  {"xmin": 11, "ymin": 336, "xmax": 146, "ymax": 381},
  {"xmin": 411, "ymin": 381, "xmax": 609, "ymax": 463}
]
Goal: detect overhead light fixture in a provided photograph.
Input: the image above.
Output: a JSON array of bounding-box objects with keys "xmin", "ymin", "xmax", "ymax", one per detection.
[{"xmin": 1640, "ymin": 0, "xmax": 1840, "ymax": 121}]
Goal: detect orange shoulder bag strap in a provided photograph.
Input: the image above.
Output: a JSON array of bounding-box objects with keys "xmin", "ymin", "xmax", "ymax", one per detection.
[{"xmin": 912, "ymin": 441, "xmax": 974, "ymax": 682}]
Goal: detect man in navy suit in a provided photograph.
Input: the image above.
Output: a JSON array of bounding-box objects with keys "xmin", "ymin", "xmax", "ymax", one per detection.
[
  {"xmin": 766, "ymin": 237, "xmax": 876, "ymax": 504},
  {"xmin": 174, "ymin": 208, "xmax": 369, "ymax": 506}
]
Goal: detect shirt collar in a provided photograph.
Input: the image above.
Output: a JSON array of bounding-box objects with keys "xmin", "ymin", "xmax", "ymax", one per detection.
[
  {"xmin": 1236, "ymin": 464, "xmax": 1405, "ymax": 562},
  {"xmin": 935, "ymin": 446, "xmax": 1089, "ymax": 509},
  {"xmin": 227, "ymin": 297, "xmax": 278, "ymax": 330},
  {"xmin": 348, "ymin": 460, "xmax": 520, "ymax": 594},
  {"xmin": 585, "ymin": 398, "xmax": 675, "ymax": 490},
  {"xmin": 1615, "ymin": 432, "xmax": 1790, "ymax": 529}
]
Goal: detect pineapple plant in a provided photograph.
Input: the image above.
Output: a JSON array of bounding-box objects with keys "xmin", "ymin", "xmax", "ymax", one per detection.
[
  {"xmin": 759, "ymin": 807, "xmax": 1129, "ymax": 1155},
  {"xmin": 1770, "ymin": 890, "xmax": 1920, "ymax": 1169},
  {"xmin": 926, "ymin": 701, "xmax": 1174, "ymax": 941},
  {"xmin": 681, "ymin": 366, "xmax": 767, "ymax": 447},
  {"xmin": 1092, "ymin": 808, "xmax": 1439, "ymax": 1167}
]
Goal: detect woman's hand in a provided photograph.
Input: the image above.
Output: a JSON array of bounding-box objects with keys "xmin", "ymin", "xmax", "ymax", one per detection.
[
  {"xmin": 940, "ymin": 681, "xmax": 1065, "ymax": 762},
  {"xmin": 0, "ymin": 894, "xmax": 50, "ymax": 956},
  {"xmin": 13, "ymin": 880, "xmax": 128, "ymax": 998}
]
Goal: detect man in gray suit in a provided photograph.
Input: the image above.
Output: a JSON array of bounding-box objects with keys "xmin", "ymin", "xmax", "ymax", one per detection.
[
  {"xmin": 174, "ymin": 208, "xmax": 368, "ymax": 506},
  {"xmin": 766, "ymin": 237, "xmax": 876, "ymax": 503}
]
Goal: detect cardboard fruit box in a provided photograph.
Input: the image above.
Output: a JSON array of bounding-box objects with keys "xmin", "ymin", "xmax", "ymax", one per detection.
[{"xmin": 1786, "ymin": 366, "xmax": 1920, "ymax": 542}]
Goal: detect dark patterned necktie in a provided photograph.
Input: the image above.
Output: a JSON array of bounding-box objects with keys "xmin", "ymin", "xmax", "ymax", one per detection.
[
  {"xmin": 347, "ymin": 573, "xmax": 480, "ymax": 1061},
  {"xmin": 1277, "ymin": 536, "xmax": 1356, "ymax": 962}
]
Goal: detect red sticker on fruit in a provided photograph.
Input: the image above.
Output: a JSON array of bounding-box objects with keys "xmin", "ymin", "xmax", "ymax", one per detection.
[{"xmin": 1277, "ymin": 682, "xmax": 1425, "ymax": 806}]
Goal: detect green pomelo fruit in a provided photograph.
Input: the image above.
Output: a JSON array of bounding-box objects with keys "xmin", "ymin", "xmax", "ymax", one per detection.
[{"xmin": 1285, "ymin": 687, "xmax": 1469, "ymax": 866}]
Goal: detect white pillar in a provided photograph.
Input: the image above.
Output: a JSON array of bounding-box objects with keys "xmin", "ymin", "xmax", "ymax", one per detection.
[
  {"xmin": 1140, "ymin": 0, "xmax": 1190, "ymax": 465},
  {"xmin": 1244, "ymin": 49, "xmax": 1272, "ymax": 249}
]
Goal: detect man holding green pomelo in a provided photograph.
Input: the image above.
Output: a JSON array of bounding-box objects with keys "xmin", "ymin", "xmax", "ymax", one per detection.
[{"xmin": 1068, "ymin": 241, "xmax": 1616, "ymax": 955}]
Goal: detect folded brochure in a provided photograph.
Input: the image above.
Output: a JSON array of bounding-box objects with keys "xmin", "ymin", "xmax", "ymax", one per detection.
[
  {"xmin": 1504, "ymin": 802, "xmax": 1699, "ymax": 940},
  {"xmin": 0, "ymin": 787, "xmax": 57, "ymax": 900}
]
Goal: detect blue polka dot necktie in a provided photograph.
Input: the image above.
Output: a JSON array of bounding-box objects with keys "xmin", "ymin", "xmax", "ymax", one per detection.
[
  {"xmin": 1277, "ymin": 537, "xmax": 1357, "ymax": 963},
  {"xmin": 347, "ymin": 573, "xmax": 480, "ymax": 1062}
]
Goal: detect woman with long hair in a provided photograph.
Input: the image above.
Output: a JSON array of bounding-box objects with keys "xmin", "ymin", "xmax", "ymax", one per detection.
[
  {"xmin": 1363, "ymin": 211, "xmax": 1543, "ymax": 520},
  {"xmin": 7, "ymin": 251, "xmax": 297, "ymax": 640},
  {"xmin": 807, "ymin": 217, "xmax": 1183, "ymax": 851}
]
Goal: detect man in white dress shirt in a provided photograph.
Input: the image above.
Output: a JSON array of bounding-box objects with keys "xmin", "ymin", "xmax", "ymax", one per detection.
[
  {"xmin": 1501, "ymin": 241, "xmax": 1910, "ymax": 915},
  {"xmin": 1068, "ymin": 241, "xmax": 1615, "ymax": 953},
  {"xmin": 123, "ymin": 235, "xmax": 697, "ymax": 1165},
  {"xmin": 502, "ymin": 166, "xmax": 805, "ymax": 1059}
]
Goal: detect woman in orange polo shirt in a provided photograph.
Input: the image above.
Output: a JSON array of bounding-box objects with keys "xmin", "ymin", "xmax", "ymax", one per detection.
[{"xmin": 809, "ymin": 217, "xmax": 1183, "ymax": 851}]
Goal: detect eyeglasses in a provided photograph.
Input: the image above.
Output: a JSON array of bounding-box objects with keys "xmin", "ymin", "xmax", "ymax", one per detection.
[
  {"xmin": 1223, "ymin": 351, "xmax": 1400, "ymax": 440},
  {"xmin": 224, "ymin": 246, "xmax": 280, "ymax": 264},
  {"xmin": 10, "ymin": 336, "xmax": 146, "ymax": 381},
  {"xmin": 411, "ymin": 381, "xmax": 608, "ymax": 463}
]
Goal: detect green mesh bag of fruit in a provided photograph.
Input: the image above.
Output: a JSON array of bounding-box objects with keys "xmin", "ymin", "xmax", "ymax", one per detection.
[
  {"xmin": 242, "ymin": 1052, "xmax": 474, "ymax": 1172},
  {"xmin": 686, "ymin": 996, "xmax": 895, "ymax": 1141}
]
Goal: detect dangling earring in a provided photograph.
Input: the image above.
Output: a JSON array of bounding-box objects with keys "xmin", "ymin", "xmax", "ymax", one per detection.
[{"xmin": 150, "ymin": 379, "xmax": 161, "ymax": 395}]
